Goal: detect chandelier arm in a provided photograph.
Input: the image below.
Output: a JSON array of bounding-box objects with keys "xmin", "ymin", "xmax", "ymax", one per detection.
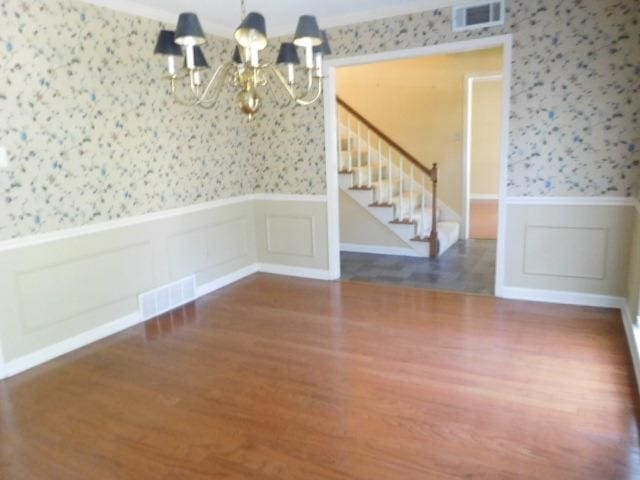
[
  {"xmin": 195, "ymin": 63, "xmax": 235, "ymax": 105},
  {"xmin": 170, "ymin": 76, "xmax": 202, "ymax": 106},
  {"xmin": 268, "ymin": 65, "xmax": 319, "ymax": 103},
  {"xmin": 306, "ymin": 68, "xmax": 314, "ymax": 91},
  {"xmin": 169, "ymin": 63, "xmax": 233, "ymax": 107},
  {"xmin": 294, "ymin": 76, "xmax": 323, "ymax": 106},
  {"xmin": 196, "ymin": 70, "xmax": 231, "ymax": 109},
  {"xmin": 189, "ymin": 74, "xmax": 202, "ymax": 96}
]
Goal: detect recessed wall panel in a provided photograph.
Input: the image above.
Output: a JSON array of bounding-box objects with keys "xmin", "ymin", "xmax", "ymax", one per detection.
[
  {"xmin": 266, "ymin": 215, "xmax": 315, "ymax": 257},
  {"xmin": 504, "ymin": 204, "xmax": 632, "ymax": 295},
  {"xmin": 523, "ymin": 226, "xmax": 607, "ymax": 279},
  {"xmin": 167, "ymin": 218, "xmax": 249, "ymax": 279},
  {"xmin": 16, "ymin": 243, "xmax": 154, "ymax": 332}
]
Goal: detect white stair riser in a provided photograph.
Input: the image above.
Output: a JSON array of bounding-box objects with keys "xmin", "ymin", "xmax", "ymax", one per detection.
[{"xmin": 388, "ymin": 222, "xmax": 417, "ymax": 239}]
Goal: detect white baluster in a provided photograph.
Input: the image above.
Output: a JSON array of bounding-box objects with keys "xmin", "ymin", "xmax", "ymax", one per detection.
[
  {"xmin": 399, "ymin": 156, "xmax": 404, "ymax": 221},
  {"xmin": 347, "ymin": 115, "xmax": 352, "ymax": 173},
  {"xmin": 338, "ymin": 121, "xmax": 343, "ymax": 171},
  {"xmin": 367, "ymin": 129, "xmax": 372, "ymax": 188},
  {"xmin": 421, "ymin": 174, "xmax": 426, "ymax": 237},
  {"xmin": 377, "ymin": 137, "xmax": 382, "ymax": 203},
  {"xmin": 410, "ymin": 164, "xmax": 414, "ymax": 224},
  {"xmin": 387, "ymin": 145, "xmax": 392, "ymax": 205},
  {"xmin": 357, "ymin": 121, "xmax": 362, "ymax": 186}
]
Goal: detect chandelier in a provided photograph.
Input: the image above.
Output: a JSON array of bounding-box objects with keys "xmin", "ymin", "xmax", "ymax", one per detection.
[{"xmin": 153, "ymin": 1, "xmax": 331, "ymax": 119}]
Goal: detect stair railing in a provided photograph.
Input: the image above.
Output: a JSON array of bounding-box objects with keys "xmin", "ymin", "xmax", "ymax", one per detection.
[{"xmin": 337, "ymin": 97, "xmax": 440, "ymax": 257}]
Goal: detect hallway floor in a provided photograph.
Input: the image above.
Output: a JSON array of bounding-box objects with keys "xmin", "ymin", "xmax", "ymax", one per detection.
[{"xmin": 340, "ymin": 239, "xmax": 496, "ymax": 295}]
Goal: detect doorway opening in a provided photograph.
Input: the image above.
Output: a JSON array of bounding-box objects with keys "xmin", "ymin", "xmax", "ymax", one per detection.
[{"xmin": 323, "ymin": 37, "xmax": 510, "ymax": 296}]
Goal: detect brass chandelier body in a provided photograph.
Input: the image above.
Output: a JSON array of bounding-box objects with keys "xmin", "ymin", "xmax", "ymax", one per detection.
[{"xmin": 154, "ymin": 3, "xmax": 331, "ymax": 119}]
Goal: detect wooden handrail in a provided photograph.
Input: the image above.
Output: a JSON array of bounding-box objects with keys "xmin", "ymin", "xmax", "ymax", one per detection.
[{"xmin": 336, "ymin": 96, "xmax": 436, "ymax": 182}]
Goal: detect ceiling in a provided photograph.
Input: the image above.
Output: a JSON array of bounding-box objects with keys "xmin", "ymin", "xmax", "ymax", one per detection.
[{"xmin": 82, "ymin": 0, "xmax": 457, "ymax": 37}]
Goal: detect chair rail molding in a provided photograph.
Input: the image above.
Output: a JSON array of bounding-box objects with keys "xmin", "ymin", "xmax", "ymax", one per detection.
[
  {"xmin": 0, "ymin": 193, "xmax": 328, "ymax": 253},
  {"xmin": 505, "ymin": 196, "xmax": 637, "ymax": 207}
]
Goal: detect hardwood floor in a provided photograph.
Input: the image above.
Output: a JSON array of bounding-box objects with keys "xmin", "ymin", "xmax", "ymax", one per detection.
[
  {"xmin": 1, "ymin": 274, "xmax": 638, "ymax": 479},
  {"xmin": 469, "ymin": 199, "xmax": 498, "ymax": 240}
]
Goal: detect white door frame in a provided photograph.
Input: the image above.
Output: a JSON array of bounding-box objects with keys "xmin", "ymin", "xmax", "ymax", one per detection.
[
  {"xmin": 462, "ymin": 72, "xmax": 503, "ymax": 240},
  {"xmin": 323, "ymin": 34, "xmax": 512, "ymax": 296},
  {"xmin": 0, "ymin": 339, "xmax": 6, "ymax": 380}
]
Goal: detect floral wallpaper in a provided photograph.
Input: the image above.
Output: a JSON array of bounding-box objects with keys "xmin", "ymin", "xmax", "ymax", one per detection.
[
  {"xmin": 0, "ymin": 0, "xmax": 252, "ymax": 240},
  {"xmin": 251, "ymin": 0, "xmax": 640, "ymax": 197},
  {"xmin": 1, "ymin": 0, "xmax": 639, "ymax": 240}
]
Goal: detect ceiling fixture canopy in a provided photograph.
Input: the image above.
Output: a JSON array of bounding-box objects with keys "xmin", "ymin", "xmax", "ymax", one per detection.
[{"xmin": 154, "ymin": 1, "xmax": 331, "ymax": 119}]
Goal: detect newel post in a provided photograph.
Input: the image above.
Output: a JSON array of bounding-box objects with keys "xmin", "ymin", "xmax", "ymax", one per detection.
[{"xmin": 429, "ymin": 163, "xmax": 439, "ymax": 258}]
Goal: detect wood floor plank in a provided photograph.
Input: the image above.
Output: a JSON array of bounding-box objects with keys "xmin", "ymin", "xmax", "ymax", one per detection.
[{"xmin": 1, "ymin": 274, "xmax": 638, "ymax": 479}]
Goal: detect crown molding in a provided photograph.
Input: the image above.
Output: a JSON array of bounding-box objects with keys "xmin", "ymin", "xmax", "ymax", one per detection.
[
  {"xmin": 77, "ymin": 0, "xmax": 457, "ymax": 39},
  {"xmin": 268, "ymin": 0, "xmax": 457, "ymax": 38},
  {"xmin": 78, "ymin": 0, "xmax": 235, "ymax": 37}
]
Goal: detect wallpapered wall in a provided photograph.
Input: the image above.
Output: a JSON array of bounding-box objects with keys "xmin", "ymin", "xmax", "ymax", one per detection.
[
  {"xmin": 1, "ymin": 0, "xmax": 638, "ymax": 240},
  {"xmin": 251, "ymin": 0, "xmax": 640, "ymax": 197},
  {"xmin": 0, "ymin": 0, "xmax": 251, "ymax": 240}
]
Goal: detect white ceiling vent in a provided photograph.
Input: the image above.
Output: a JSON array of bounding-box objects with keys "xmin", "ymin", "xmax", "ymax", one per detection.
[{"xmin": 452, "ymin": 1, "xmax": 505, "ymax": 32}]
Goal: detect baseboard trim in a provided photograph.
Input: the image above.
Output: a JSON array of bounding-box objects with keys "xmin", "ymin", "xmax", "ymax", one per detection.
[
  {"xmin": 0, "ymin": 260, "xmax": 332, "ymax": 380},
  {"xmin": 620, "ymin": 301, "xmax": 640, "ymax": 395},
  {"xmin": 497, "ymin": 286, "xmax": 624, "ymax": 308},
  {"xmin": 3, "ymin": 311, "xmax": 143, "ymax": 379},
  {"xmin": 340, "ymin": 242, "xmax": 421, "ymax": 257},
  {"xmin": 196, "ymin": 264, "xmax": 261, "ymax": 297},
  {"xmin": 258, "ymin": 263, "xmax": 332, "ymax": 280},
  {"xmin": 470, "ymin": 194, "xmax": 499, "ymax": 201}
]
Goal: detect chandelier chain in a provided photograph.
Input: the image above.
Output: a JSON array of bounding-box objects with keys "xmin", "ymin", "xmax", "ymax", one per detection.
[{"xmin": 240, "ymin": 0, "xmax": 246, "ymax": 19}]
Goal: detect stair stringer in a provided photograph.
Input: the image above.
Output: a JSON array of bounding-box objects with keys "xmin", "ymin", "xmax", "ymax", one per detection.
[{"xmin": 339, "ymin": 173, "xmax": 431, "ymax": 257}]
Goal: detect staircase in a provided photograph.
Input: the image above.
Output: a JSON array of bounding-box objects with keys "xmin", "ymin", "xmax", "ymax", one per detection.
[{"xmin": 337, "ymin": 97, "xmax": 460, "ymax": 258}]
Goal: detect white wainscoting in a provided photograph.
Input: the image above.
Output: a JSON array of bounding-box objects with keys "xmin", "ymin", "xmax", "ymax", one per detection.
[
  {"xmin": 255, "ymin": 199, "xmax": 329, "ymax": 271},
  {"xmin": 1, "ymin": 193, "xmax": 636, "ymax": 379},
  {"xmin": 497, "ymin": 200, "xmax": 634, "ymax": 306},
  {"xmin": 523, "ymin": 225, "xmax": 607, "ymax": 280},
  {"xmin": 0, "ymin": 194, "xmax": 329, "ymax": 379},
  {"xmin": 266, "ymin": 215, "xmax": 316, "ymax": 257}
]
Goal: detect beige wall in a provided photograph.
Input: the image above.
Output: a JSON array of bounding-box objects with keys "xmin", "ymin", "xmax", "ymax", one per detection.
[
  {"xmin": 504, "ymin": 204, "xmax": 633, "ymax": 296},
  {"xmin": 1, "ymin": 0, "xmax": 251, "ymax": 241},
  {"xmin": 0, "ymin": 201, "xmax": 257, "ymax": 362},
  {"xmin": 0, "ymin": 198, "xmax": 329, "ymax": 366},
  {"xmin": 627, "ymin": 209, "xmax": 640, "ymax": 320},
  {"xmin": 470, "ymin": 78, "xmax": 502, "ymax": 196},
  {"xmin": 336, "ymin": 47, "xmax": 503, "ymax": 214},
  {"xmin": 339, "ymin": 191, "xmax": 407, "ymax": 248}
]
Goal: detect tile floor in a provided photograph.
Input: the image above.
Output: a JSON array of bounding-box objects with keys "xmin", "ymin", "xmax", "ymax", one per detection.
[{"xmin": 340, "ymin": 239, "xmax": 496, "ymax": 295}]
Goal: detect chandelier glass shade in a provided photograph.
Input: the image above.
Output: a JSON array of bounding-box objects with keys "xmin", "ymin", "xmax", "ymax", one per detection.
[{"xmin": 154, "ymin": 8, "xmax": 331, "ymax": 118}]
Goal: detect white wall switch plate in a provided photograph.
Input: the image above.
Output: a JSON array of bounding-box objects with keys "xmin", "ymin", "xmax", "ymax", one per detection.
[{"xmin": 0, "ymin": 147, "xmax": 8, "ymax": 169}]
